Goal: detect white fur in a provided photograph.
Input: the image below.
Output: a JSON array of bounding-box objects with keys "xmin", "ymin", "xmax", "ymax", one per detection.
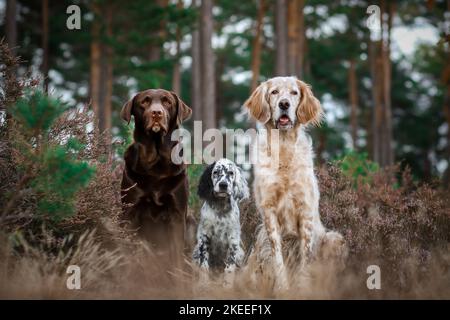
[{"xmin": 246, "ymin": 77, "xmax": 346, "ymax": 289}]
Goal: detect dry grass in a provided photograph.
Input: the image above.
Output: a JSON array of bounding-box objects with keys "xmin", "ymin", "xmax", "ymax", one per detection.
[{"xmin": 0, "ymin": 163, "xmax": 448, "ymax": 299}]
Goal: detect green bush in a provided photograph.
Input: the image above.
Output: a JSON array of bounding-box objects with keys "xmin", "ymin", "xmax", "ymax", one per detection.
[
  {"xmin": 334, "ymin": 150, "xmax": 379, "ymax": 186},
  {"xmin": 4, "ymin": 90, "xmax": 95, "ymax": 223},
  {"xmin": 187, "ymin": 164, "xmax": 204, "ymax": 215},
  {"xmin": 11, "ymin": 90, "xmax": 65, "ymax": 133}
]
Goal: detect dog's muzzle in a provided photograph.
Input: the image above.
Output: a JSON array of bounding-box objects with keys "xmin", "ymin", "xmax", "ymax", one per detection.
[
  {"xmin": 276, "ymin": 114, "xmax": 293, "ymax": 129},
  {"xmin": 214, "ymin": 181, "xmax": 230, "ymax": 197},
  {"xmin": 145, "ymin": 106, "xmax": 168, "ymax": 135}
]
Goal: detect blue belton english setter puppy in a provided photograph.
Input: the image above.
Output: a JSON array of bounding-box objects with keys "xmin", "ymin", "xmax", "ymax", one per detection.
[{"xmin": 193, "ymin": 158, "xmax": 249, "ymax": 282}]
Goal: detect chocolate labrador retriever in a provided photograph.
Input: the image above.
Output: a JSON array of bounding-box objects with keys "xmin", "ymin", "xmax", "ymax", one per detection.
[{"xmin": 120, "ymin": 89, "xmax": 192, "ymax": 258}]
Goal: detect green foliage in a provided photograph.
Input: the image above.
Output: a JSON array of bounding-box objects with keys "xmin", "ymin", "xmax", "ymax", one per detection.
[
  {"xmin": 115, "ymin": 122, "xmax": 134, "ymax": 158},
  {"xmin": 334, "ymin": 150, "xmax": 379, "ymax": 185},
  {"xmin": 33, "ymin": 142, "xmax": 95, "ymax": 221},
  {"xmin": 187, "ymin": 164, "xmax": 204, "ymax": 214},
  {"xmin": 12, "ymin": 90, "xmax": 67, "ymax": 133},
  {"xmin": 10, "ymin": 90, "xmax": 95, "ymax": 222}
]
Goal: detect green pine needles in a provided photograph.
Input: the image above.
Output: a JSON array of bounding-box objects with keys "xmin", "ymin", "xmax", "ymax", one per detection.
[{"xmin": 4, "ymin": 90, "xmax": 95, "ymax": 223}]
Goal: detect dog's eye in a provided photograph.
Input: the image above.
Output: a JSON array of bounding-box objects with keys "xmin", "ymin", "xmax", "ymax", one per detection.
[
  {"xmin": 271, "ymin": 90, "xmax": 279, "ymax": 95},
  {"xmin": 213, "ymin": 171, "xmax": 218, "ymax": 175},
  {"xmin": 142, "ymin": 97, "xmax": 151, "ymax": 105},
  {"xmin": 228, "ymin": 171, "xmax": 234, "ymax": 176},
  {"xmin": 161, "ymin": 97, "xmax": 171, "ymax": 106},
  {"xmin": 291, "ymin": 91, "xmax": 298, "ymax": 95}
]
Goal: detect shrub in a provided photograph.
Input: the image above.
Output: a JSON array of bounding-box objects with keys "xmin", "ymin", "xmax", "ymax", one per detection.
[
  {"xmin": 187, "ymin": 164, "xmax": 204, "ymax": 215},
  {"xmin": 334, "ymin": 150, "xmax": 379, "ymax": 186},
  {"xmin": 1, "ymin": 90, "xmax": 96, "ymax": 225},
  {"xmin": 318, "ymin": 163, "xmax": 450, "ymax": 296}
]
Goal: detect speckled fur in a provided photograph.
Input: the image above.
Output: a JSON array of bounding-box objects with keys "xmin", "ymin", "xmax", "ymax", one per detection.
[{"xmin": 193, "ymin": 159, "xmax": 249, "ymax": 273}]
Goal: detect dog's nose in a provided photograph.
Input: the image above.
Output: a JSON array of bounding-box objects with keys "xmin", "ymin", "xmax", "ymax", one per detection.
[
  {"xmin": 219, "ymin": 182, "xmax": 228, "ymax": 190},
  {"xmin": 278, "ymin": 99, "xmax": 290, "ymax": 110},
  {"xmin": 152, "ymin": 110, "xmax": 162, "ymax": 118}
]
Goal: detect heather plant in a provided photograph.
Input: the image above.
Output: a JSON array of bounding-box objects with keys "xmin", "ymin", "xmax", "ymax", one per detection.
[{"xmin": 318, "ymin": 163, "xmax": 450, "ymax": 296}]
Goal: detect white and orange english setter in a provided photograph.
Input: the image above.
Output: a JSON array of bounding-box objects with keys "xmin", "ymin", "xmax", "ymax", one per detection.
[{"xmin": 244, "ymin": 76, "xmax": 346, "ymax": 289}]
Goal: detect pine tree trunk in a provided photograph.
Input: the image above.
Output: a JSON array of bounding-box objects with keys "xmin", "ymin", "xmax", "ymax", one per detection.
[
  {"xmin": 250, "ymin": 0, "xmax": 265, "ymax": 92},
  {"xmin": 90, "ymin": 3, "xmax": 113, "ymax": 137},
  {"xmin": 90, "ymin": 5, "xmax": 101, "ymax": 130},
  {"xmin": 296, "ymin": 0, "xmax": 305, "ymax": 78},
  {"xmin": 370, "ymin": 0, "xmax": 394, "ymax": 167},
  {"xmin": 287, "ymin": 0, "xmax": 299, "ymax": 76},
  {"xmin": 317, "ymin": 131, "xmax": 326, "ymax": 164},
  {"xmin": 4, "ymin": 0, "xmax": 17, "ymax": 140},
  {"xmin": 443, "ymin": 66, "xmax": 450, "ymax": 187},
  {"xmin": 275, "ymin": 0, "xmax": 288, "ymax": 76},
  {"xmin": 42, "ymin": 0, "xmax": 49, "ymax": 93},
  {"xmin": 200, "ymin": 0, "xmax": 216, "ymax": 130},
  {"xmin": 370, "ymin": 39, "xmax": 382, "ymax": 164},
  {"xmin": 383, "ymin": 0, "xmax": 394, "ymax": 166},
  {"xmin": 191, "ymin": 0, "xmax": 202, "ymax": 122},
  {"xmin": 102, "ymin": 5, "xmax": 113, "ymax": 135},
  {"xmin": 5, "ymin": 0, "xmax": 17, "ymax": 57},
  {"xmin": 149, "ymin": 0, "xmax": 169, "ymax": 62},
  {"xmin": 172, "ymin": 1, "xmax": 183, "ymax": 95},
  {"xmin": 349, "ymin": 59, "xmax": 358, "ymax": 149},
  {"xmin": 172, "ymin": 5, "xmax": 182, "ymax": 95},
  {"xmin": 443, "ymin": 0, "xmax": 450, "ymax": 187}
]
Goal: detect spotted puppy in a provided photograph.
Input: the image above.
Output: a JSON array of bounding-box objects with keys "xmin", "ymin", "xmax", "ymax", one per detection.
[{"xmin": 193, "ymin": 159, "xmax": 249, "ymax": 280}]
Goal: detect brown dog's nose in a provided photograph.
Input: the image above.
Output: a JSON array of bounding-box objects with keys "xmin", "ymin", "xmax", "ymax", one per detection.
[
  {"xmin": 150, "ymin": 104, "xmax": 164, "ymax": 119},
  {"xmin": 152, "ymin": 110, "xmax": 162, "ymax": 118}
]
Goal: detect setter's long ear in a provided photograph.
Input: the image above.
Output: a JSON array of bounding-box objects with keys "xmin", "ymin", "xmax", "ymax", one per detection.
[
  {"xmin": 120, "ymin": 95, "xmax": 135, "ymax": 124},
  {"xmin": 197, "ymin": 162, "xmax": 216, "ymax": 201},
  {"xmin": 233, "ymin": 166, "xmax": 249, "ymax": 202},
  {"xmin": 244, "ymin": 82, "xmax": 271, "ymax": 124},
  {"xmin": 171, "ymin": 91, "xmax": 192, "ymax": 126},
  {"xmin": 296, "ymin": 80, "xmax": 323, "ymax": 126}
]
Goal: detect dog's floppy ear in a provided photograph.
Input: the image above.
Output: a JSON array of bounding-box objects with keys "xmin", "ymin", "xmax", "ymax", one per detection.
[
  {"xmin": 171, "ymin": 91, "xmax": 192, "ymax": 126},
  {"xmin": 197, "ymin": 162, "xmax": 216, "ymax": 201},
  {"xmin": 244, "ymin": 81, "xmax": 271, "ymax": 124},
  {"xmin": 233, "ymin": 166, "xmax": 249, "ymax": 202},
  {"xmin": 121, "ymin": 95, "xmax": 136, "ymax": 124},
  {"xmin": 296, "ymin": 79, "xmax": 323, "ymax": 126}
]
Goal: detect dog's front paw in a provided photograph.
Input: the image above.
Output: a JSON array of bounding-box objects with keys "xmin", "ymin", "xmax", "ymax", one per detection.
[
  {"xmin": 223, "ymin": 275, "xmax": 233, "ymax": 289},
  {"xmin": 320, "ymin": 231, "xmax": 348, "ymax": 269},
  {"xmin": 195, "ymin": 265, "xmax": 210, "ymax": 291},
  {"xmin": 273, "ymin": 266, "xmax": 289, "ymax": 291},
  {"xmin": 223, "ymin": 265, "xmax": 236, "ymax": 289}
]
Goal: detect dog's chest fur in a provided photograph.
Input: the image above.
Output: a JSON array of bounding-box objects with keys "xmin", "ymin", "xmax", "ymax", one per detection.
[
  {"xmin": 253, "ymin": 129, "xmax": 320, "ymax": 235},
  {"xmin": 199, "ymin": 200, "xmax": 240, "ymax": 268}
]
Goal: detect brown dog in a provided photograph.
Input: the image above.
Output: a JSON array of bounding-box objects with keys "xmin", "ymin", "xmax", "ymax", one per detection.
[{"xmin": 120, "ymin": 89, "xmax": 192, "ymax": 257}]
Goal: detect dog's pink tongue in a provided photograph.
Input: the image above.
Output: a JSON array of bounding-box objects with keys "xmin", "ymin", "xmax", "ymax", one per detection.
[{"xmin": 279, "ymin": 116, "xmax": 290, "ymax": 125}]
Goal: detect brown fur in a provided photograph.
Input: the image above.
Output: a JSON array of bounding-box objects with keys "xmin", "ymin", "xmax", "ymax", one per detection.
[
  {"xmin": 296, "ymin": 79, "xmax": 324, "ymax": 126},
  {"xmin": 120, "ymin": 89, "xmax": 192, "ymax": 260}
]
